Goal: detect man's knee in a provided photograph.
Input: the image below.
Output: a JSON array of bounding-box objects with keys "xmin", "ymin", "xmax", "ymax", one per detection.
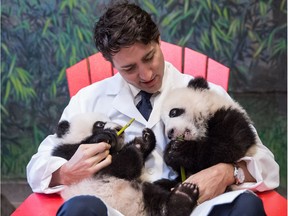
[
  {"xmin": 57, "ymin": 195, "xmax": 108, "ymax": 216},
  {"xmin": 209, "ymin": 191, "xmax": 266, "ymax": 216},
  {"xmin": 230, "ymin": 192, "xmax": 266, "ymax": 216}
]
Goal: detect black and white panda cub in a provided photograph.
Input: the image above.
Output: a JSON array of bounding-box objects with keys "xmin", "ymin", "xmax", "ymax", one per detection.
[
  {"xmin": 159, "ymin": 77, "xmax": 257, "ymax": 210},
  {"xmin": 52, "ymin": 113, "xmax": 198, "ymax": 216}
]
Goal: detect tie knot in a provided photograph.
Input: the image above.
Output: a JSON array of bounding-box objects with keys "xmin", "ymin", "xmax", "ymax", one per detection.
[{"xmin": 139, "ymin": 91, "xmax": 152, "ymax": 101}]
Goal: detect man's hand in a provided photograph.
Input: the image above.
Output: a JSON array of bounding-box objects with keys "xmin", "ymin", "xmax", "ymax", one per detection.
[
  {"xmin": 184, "ymin": 163, "xmax": 235, "ymax": 204},
  {"xmin": 50, "ymin": 142, "xmax": 112, "ymax": 187}
]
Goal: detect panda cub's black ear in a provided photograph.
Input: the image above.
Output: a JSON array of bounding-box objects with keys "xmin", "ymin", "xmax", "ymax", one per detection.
[
  {"xmin": 56, "ymin": 120, "xmax": 70, "ymax": 138},
  {"xmin": 188, "ymin": 76, "xmax": 209, "ymax": 90}
]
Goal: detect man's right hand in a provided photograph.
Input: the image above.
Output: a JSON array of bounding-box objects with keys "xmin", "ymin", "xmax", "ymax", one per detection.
[{"xmin": 50, "ymin": 142, "xmax": 111, "ymax": 187}]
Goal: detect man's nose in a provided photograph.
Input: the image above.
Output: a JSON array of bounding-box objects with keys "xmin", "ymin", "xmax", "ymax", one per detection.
[{"xmin": 139, "ymin": 65, "xmax": 153, "ymax": 81}]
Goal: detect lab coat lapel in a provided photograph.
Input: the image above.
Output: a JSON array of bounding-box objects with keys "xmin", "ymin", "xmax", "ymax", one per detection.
[{"xmin": 112, "ymin": 85, "xmax": 147, "ymax": 125}]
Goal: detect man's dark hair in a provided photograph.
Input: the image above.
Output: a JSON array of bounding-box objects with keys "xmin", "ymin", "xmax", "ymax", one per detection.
[{"xmin": 94, "ymin": 2, "xmax": 160, "ymax": 62}]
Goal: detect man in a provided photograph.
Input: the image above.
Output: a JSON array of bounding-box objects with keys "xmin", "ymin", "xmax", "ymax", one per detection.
[{"xmin": 27, "ymin": 2, "xmax": 279, "ymax": 215}]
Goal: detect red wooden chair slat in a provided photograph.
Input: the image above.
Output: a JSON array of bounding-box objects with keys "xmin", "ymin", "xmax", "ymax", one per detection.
[
  {"xmin": 257, "ymin": 190, "xmax": 287, "ymax": 216},
  {"xmin": 11, "ymin": 193, "xmax": 64, "ymax": 216},
  {"xmin": 88, "ymin": 52, "xmax": 114, "ymax": 84},
  {"xmin": 66, "ymin": 58, "xmax": 90, "ymax": 98},
  {"xmin": 160, "ymin": 40, "xmax": 183, "ymax": 72},
  {"xmin": 183, "ymin": 47, "xmax": 208, "ymax": 78},
  {"xmin": 206, "ymin": 58, "xmax": 230, "ymax": 91},
  {"xmin": 13, "ymin": 41, "xmax": 286, "ymax": 215}
]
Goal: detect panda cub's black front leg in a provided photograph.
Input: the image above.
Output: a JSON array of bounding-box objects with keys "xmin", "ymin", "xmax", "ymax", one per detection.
[{"xmin": 103, "ymin": 128, "xmax": 156, "ymax": 180}]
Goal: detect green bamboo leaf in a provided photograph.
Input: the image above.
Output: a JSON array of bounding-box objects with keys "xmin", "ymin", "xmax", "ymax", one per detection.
[
  {"xmin": 0, "ymin": 105, "xmax": 9, "ymax": 116},
  {"xmin": 10, "ymin": 76, "xmax": 21, "ymax": 98},
  {"xmin": 165, "ymin": 0, "xmax": 174, "ymax": 8},
  {"xmin": 206, "ymin": 0, "xmax": 212, "ymax": 10},
  {"xmin": 60, "ymin": 1, "xmax": 68, "ymax": 11},
  {"xmin": 248, "ymin": 30, "xmax": 257, "ymax": 41},
  {"xmin": 227, "ymin": 19, "xmax": 240, "ymax": 37},
  {"xmin": 77, "ymin": 27, "xmax": 84, "ymax": 41},
  {"xmin": 214, "ymin": 4, "xmax": 222, "ymax": 16},
  {"xmin": 162, "ymin": 11, "xmax": 182, "ymax": 26},
  {"xmin": 1, "ymin": 43, "xmax": 10, "ymax": 56},
  {"xmin": 50, "ymin": 82, "xmax": 57, "ymax": 97},
  {"xmin": 223, "ymin": 8, "xmax": 229, "ymax": 20},
  {"xmin": 192, "ymin": 6, "xmax": 203, "ymax": 23},
  {"xmin": 42, "ymin": 18, "xmax": 51, "ymax": 36},
  {"xmin": 179, "ymin": 28, "xmax": 194, "ymax": 46},
  {"xmin": 280, "ymin": 0, "xmax": 286, "ymax": 11},
  {"xmin": 169, "ymin": 10, "xmax": 193, "ymax": 30},
  {"xmin": 7, "ymin": 56, "xmax": 16, "ymax": 77},
  {"xmin": 211, "ymin": 28, "xmax": 220, "ymax": 50},
  {"xmin": 59, "ymin": 41, "xmax": 66, "ymax": 55},
  {"xmin": 56, "ymin": 67, "xmax": 66, "ymax": 84},
  {"xmin": 272, "ymin": 39, "xmax": 286, "ymax": 56},
  {"xmin": 15, "ymin": 67, "xmax": 31, "ymax": 84},
  {"xmin": 214, "ymin": 22, "xmax": 228, "ymax": 41},
  {"xmin": 4, "ymin": 81, "xmax": 11, "ymax": 104},
  {"xmin": 253, "ymin": 41, "xmax": 266, "ymax": 58},
  {"xmin": 184, "ymin": 0, "xmax": 189, "ymax": 14},
  {"xmin": 259, "ymin": 1, "xmax": 267, "ymax": 16},
  {"xmin": 143, "ymin": 1, "xmax": 158, "ymax": 14}
]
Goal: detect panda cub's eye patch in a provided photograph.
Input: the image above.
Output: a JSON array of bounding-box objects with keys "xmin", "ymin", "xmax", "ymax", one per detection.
[
  {"xmin": 169, "ymin": 108, "xmax": 185, "ymax": 118},
  {"xmin": 95, "ymin": 121, "xmax": 106, "ymax": 128}
]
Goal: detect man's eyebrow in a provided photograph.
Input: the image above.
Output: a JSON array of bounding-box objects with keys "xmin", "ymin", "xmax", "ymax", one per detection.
[
  {"xmin": 121, "ymin": 63, "xmax": 135, "ymax": 69},
  {"xmin": 120, "ymin": 48, "xmax": 155, "ymax": 69},
  {"xmin": 142, "ymin": 49, "xmax": 155, "ymax": 61}
]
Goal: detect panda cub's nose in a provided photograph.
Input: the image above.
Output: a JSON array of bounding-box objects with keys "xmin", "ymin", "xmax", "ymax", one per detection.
[{"xmin": 168, "ymin": 129, "xmax": 174, "ymax": 139}]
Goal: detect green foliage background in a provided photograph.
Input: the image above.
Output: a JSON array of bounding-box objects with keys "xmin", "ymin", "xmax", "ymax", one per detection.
[{"xmin": 1, "ymin": 0, "xmax": 287, "ymax": 194}]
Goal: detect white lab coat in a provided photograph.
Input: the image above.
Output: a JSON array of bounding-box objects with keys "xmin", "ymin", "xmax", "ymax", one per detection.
[{"xmin": 26, "ymin": 61, "xmax": 279, "ymax": 212}]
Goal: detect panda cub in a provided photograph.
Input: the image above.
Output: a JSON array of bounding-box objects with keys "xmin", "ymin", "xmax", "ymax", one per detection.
[
  {"xmin": 160, "ymin": 77, "xmax": 257, "ymax": 209},
  {"xmin": 52, "ymin": 113, "xmax": 198, "ymax": 216},
  {"xmin": 52, "ymin": 112, "xmax": 156, "ymax": 215}
]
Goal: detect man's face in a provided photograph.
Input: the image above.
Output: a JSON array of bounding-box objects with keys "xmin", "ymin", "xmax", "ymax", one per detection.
[{"xmin": 112, "ymin": 41, "xmax": 165, "ymax": 93}]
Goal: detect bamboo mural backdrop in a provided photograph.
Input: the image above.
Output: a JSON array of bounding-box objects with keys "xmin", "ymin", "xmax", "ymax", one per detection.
[{"xmin": 1, "ymin": 0, "xmax": 287, "ymax": 195}]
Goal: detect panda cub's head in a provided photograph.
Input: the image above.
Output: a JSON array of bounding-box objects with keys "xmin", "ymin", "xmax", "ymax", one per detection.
[
  {"xmin": 161, "ymin": 77, "xmax": 245, "ymax": 141},
  {"xmin": 56, "ymin": 112, "xmax": 124, "ymax": 152}
]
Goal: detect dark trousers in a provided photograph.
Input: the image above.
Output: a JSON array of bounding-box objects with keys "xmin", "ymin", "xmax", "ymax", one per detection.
[
  {"xmin": 208, "ymin": 191, "xmax": 266, "ymax": 216},
  {"xmin": 57, "ymin": 192, "xmax": 266, "ymax": 216}
]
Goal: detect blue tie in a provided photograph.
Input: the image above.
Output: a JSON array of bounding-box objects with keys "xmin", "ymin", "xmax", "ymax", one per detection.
[{"xmin": 136, "ymin": 91, "xmax": 153, "ymax": 121}]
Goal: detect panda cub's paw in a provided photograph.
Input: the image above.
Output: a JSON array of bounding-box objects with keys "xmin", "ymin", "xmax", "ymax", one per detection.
[
  {"xmin": 173, "ymin": 183, "xmax": 199, "ymax": 205},
  {"xmin": 132, "ymin": 128, "xmax": 156, "ymax": 159},
  {"xmin": 142, "ymin": 128, "xmax": 156, "ymax": 144},
  {"xmin": 166, "ymin": 183, "xmax": 199, "ymax": 216}
]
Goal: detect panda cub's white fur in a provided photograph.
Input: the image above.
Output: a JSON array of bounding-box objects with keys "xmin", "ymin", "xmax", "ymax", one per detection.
[
  {"xmin": 58, "ymin": 112, "xmax": 120, "ymax": 144},
  {"xmin": 161, "ymin": 83, "xmax": 248, "ymax": 141},
  {"xmin": 61, "ymin": 176, "xmax": 145, "ymax": 215}
]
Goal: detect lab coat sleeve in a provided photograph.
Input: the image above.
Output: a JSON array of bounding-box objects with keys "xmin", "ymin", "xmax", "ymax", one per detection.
[
  {"xmin": 231, "ymin": 127, "xmax": 280, "ymax": 191},
  {"xmin": 26, "ymin": 135, "xmax": 67, "ymax": 193},
  {"xmin": 26, "ymin": 93, "xmax": 84, "ymax": 193}
]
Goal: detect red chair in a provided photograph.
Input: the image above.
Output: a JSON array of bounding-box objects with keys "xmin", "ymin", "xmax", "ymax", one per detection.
[{"xmin": 12, "ymin": 41, "xmax": 287, "ymax": 216}]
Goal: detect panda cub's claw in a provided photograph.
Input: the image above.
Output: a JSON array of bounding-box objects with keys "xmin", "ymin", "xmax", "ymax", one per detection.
[
  {"xmin": 133, "ymin": 128, "xmax": 156, "ymax": 159},
  {"xmin": 142, "ymin": 128, "xmax": 155, "ymax": 143},
  {"xmin": 166, "ymin": 183, "xmax": 199, "ymax": 215},
  {"xmin": 174, "ymin": 183, "xmax": 199, "ymax": 204}
]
